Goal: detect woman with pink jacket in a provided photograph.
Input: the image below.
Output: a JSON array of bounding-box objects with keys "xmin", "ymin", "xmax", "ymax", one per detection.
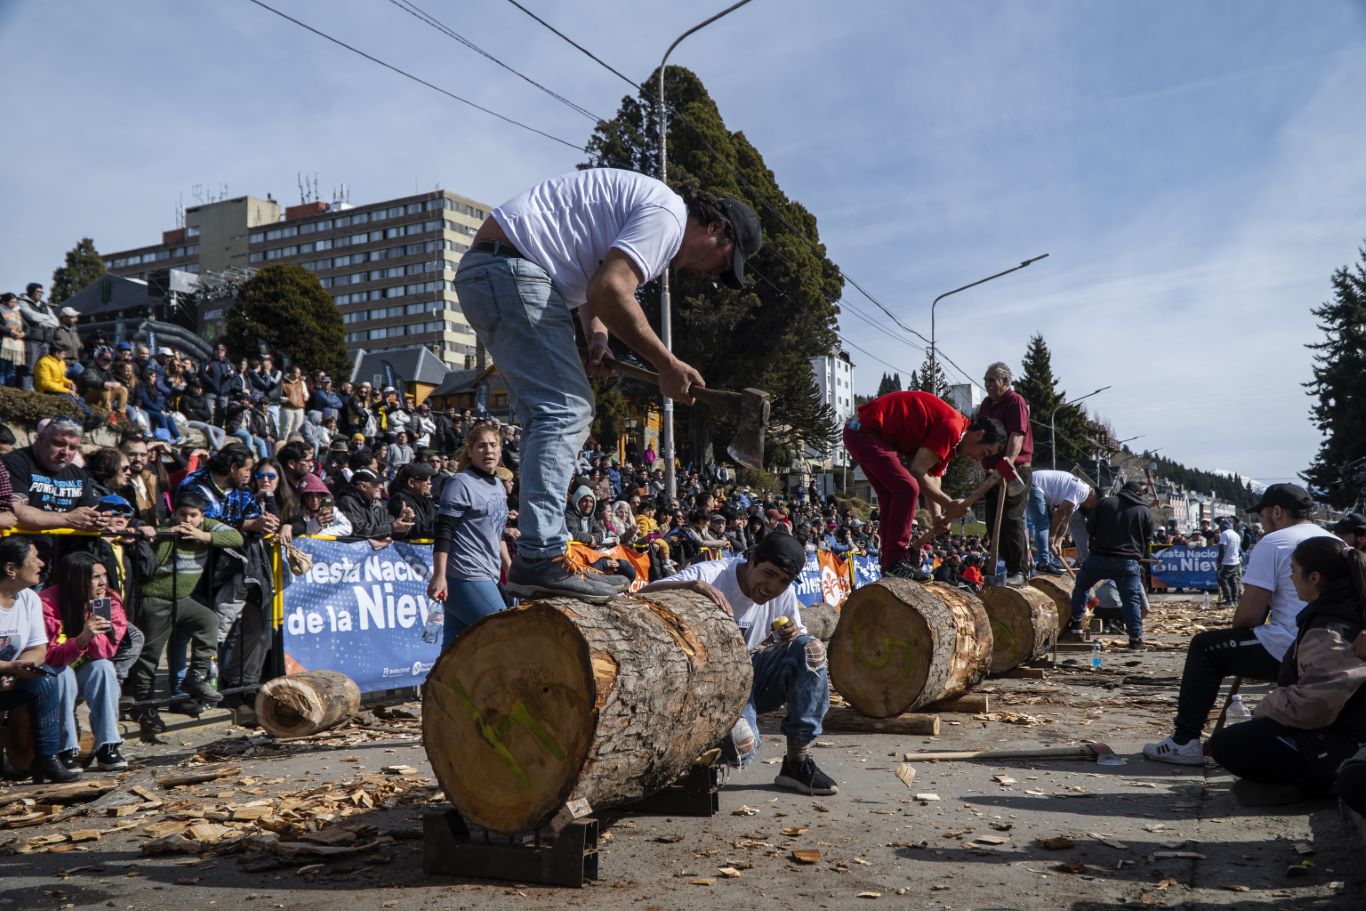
[{"xmin": 40, "ymin": 552, "xmax": 130, "ymax": 771}]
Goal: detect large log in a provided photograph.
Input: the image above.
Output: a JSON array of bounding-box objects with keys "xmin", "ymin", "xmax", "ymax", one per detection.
[
  {"xmin": 1028, "ymin": 574, "xmax": 1076, "ymax": 630},
  {"xmin": 254, "ymin": 670, "xmax": 361, "ymax": 738},
  {"xmin": 828, "ymin": 578, "xmax": 992, "ymax": 719},
  {"xmin": 422, "ymin": 591, "xmax": 751, "ymax": 835},
  {"xmin": 801, "ymin": 602, "xmax": 840, "ymax": 642},
  {"xmin": 978, "ymin": 585, "xmax": 1058, "ymax": 674}
]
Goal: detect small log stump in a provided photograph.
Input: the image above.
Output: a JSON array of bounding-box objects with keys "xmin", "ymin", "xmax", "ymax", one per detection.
[
  {"xmin": 1028, "ymin": 573, "xmax": 1076, "ymax": 630},
  {"xmin": 978, "ymin": 585, "xmax": 1059, "ymax": 674},
  {"xmin": 801, "ymin": 602, "xmax": 840, "ymax": 642},
  {"xmin": 828, "ymin": 577, "xmax": 992, "ymax": 719},
  {"xmin": 422, "ymin": 591, "xmax": 751, "ymax": 835},
  {"xmin": 254, "ymin": 670, "xmax": 361, "ymax": 738}
]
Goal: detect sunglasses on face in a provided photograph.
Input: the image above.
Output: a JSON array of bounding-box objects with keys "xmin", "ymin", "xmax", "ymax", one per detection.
[{"xmin": 255, "ymin": 472, "xmax": 278, "ymax": 481}]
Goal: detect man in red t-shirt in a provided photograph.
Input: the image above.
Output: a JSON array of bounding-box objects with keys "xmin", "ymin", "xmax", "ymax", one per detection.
[
  {"xmin": 843, "ymin": 391, "xmax": 1006, "ymax": 580},
  {"xmin": 975, "ymin": 362, "xmax": 1034, "ymax": 586}
]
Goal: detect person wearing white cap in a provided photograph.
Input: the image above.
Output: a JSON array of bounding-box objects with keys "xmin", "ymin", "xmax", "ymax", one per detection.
[{"xmin": 52, "ymin": 306, "xmax": 84, "ymax": 376}]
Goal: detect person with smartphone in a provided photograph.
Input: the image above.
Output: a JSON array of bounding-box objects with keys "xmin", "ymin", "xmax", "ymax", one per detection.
[
  {"xmin": 0, "ymin": 537, "xmax": 78, "ymax": 782},
  {"xmin": 39, "ymin": 551, "xmax": 131, "ymax": 771},
  {"xmin": 296, "ymin": 474, "xmax": 352, "ymax": 537}
]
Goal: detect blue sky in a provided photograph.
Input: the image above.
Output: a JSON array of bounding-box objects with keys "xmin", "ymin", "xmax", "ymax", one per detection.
[{"xmin": 3, "ymin": 1, "xmax": 1364, "ymax": 485}]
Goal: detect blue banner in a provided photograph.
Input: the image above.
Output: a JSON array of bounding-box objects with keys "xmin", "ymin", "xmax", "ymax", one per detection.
[
  {"xmin": 852, "ymin": 554, "xmax": 882, "ymax": 588},
  {"xmin": 1150, "ymin": 545, "xmax": 1219, "ymax": 592},
  {"xmin": 793, "ymin": 553, "xmax": 825, "ymax": 608},
  {"xmin": 282, "ymin": 537, "xmax": 441, "ymax": 692}
]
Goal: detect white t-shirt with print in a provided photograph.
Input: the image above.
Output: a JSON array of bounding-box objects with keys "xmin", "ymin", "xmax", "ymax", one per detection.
[
  {"xmin": 664, "ymin": 557, "xmax": 806, "ymax": 650},
  {"xmin": 492, "ymin": 168, "xmax": 688, "ymax": 309},
  {"xmin": 0, "ymin": 588, "xmax": 48, "ymax": 665},
  {"xmin": 1242, "ymin": 522, "xmax": 1339, "ymax": 661},
  {"xmin": 1031, "ymin": 469, "xmax": 1090, "ymax": 509}
]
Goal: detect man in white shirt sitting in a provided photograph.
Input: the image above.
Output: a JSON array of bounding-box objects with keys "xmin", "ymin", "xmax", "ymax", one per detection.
[
  {"xmin": 1144, "ymin": 484, "xmax": 1339, "ymax": 765},
  {"xmin": 641, "ymin": 532, "xmax": 836, "ymax": 796}
]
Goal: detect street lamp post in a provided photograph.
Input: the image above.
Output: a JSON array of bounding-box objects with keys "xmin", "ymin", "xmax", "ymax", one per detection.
[
  {"xmin": 1050, "ymin": 385, "xmax": 1111, "ymax": 470},
  {"xmin": 929, "ymin": 254, "xmax": 1049, "ymax": 388},
  {"xmin": 657, "ymin": 0, "xmax": 754, "ymax": 499}
]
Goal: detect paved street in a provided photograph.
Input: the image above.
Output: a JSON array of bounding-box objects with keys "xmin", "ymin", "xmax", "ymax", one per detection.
[{"xmin": 3, "ymin": 596, "xmax": 1363, "ymax": 910}]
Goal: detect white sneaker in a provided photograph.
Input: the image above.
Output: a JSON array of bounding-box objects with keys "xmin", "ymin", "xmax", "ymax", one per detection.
[{"xmin": 1142, "ymin": 735, "xmax": 1205, "ymax": 766}]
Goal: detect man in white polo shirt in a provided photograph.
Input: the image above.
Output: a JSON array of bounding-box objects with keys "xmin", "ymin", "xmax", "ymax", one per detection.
[
  {"xmin": 457, "ymin": 169, "xmax": 761, "ymax": 603},
  {"xmin": 1026, "ymin": 469, "xmax": 1095, "ymax": 573},
  {"xmin": 1144, "ymin": 484, "xmax": 1338, "ymax": 765}
]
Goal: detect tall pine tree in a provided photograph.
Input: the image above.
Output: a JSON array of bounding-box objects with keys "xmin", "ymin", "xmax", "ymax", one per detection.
[
  {"xmin": 912, "ymin": 352, "xmax": 949, "ymax": 397},
  {"xmin": 50, "ymin": 238, "xmax": 104, "ymax": 306},
  {"xmin": 1302, "ymin": 245, "xmax": 1366, "ymax": 506},
  {"xmin": 583, "ymin": 66, "xmax": 843, "ymax": 468},
  {"xmin": 875, "ymin": 371, "xmax": 903, "ymax": 397},
  {"xmin": 1014, "ymin": 333, "xmax": 1090, "ymax": 468}
]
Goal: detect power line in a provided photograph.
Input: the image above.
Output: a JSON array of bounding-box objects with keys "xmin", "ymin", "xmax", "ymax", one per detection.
[
  {"xmin": 243, "ymin": 0, "xmax": 586, "ymax": 151},
  {"xmin": 383, "ymin": 0, "xmax": 601, "ymax": 122},
  {"xmin": 501, "ymin": 0, "xmax": 641, "ymax": 88}
]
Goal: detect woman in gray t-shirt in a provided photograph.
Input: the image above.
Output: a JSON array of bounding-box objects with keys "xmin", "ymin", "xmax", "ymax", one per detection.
[{"xmin": 427, "ymin": 424, "xmax": 510, "ymax": 650}]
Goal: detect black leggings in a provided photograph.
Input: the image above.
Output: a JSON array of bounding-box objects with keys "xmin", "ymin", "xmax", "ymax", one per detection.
[
  {"xmin": 1173, "ymin": 628, "xmax": 1281, "ymax": 743},
  {"xmin": 1208, "ymin": 717, "xmax": 1359, "ymax": 795}
]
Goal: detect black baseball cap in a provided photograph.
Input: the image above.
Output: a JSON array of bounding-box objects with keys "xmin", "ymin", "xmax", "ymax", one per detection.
[
  {"xmin": 751, "ymin": 531, "xmax": 805, "ymax": 579},
  {"xmin": 1331, "ymin": 512, "xmax": 1366, "ymax": 535},
  {"xmin": 716, "ymin": 197, "xmax": 762, "ymax": 290},
  {"xmin": 1246, "ymin": 482, "xmax": 1313, "ymax": 513}
]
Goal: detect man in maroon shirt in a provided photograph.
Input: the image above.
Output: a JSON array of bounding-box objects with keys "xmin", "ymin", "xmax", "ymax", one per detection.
[
  {"xmin": 975, "ymin": 362, "xmax": 1034, "ymax": 586},
  {"xmin": 843, "ymin": 391, "xmax": 1006, "ymax": 581}
]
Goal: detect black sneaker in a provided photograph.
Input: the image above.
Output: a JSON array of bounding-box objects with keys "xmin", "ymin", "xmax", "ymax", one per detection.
[
  {"xmin": 58, "ymin": 748, "xmax": 82, "ymax": 771},
  {"xmin": 136, "ymin": 707, "xmax": 166, "ymax": 734},
  {"xmin": 95, "ymin": 743, "xmax": 129, "ymax": 771},
  {"xmin": 884, "ymin": 560, "xmax": 931, "ymax": 583},
  {"xmin": 180, "ymin": 670, "xmax": 223, "ymax": 706},
  {"xmin": 774, "ymin": 755, "xmax": 839, "ymax": 796},
  {"xmin": 506, "ymin": 553, "xmax": 617, "ymax": 603},
  {"xmin": 168, "ymin": 697, "xmax": 205, "ymax": 717},
  {"xmin": 1128, "ymin": 637, "xmax": 1145, "ymax": 651},
  {"xmin": 1062, "ymin": 621, "xmax": 1087, "ymax": 642}
]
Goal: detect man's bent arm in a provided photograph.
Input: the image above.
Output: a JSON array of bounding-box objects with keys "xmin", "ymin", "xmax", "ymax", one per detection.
[
  {"xmin": 1003, "ymin": 431, "xmax": 1025, "ymax": 464},
  {"xmin": 1049, "ymin": 502, "xmax": 1074, "ymax": 542},
  {"xmin": 908, "ymin": 448, "xmax": 954, "ymax": 511},
  {"xmin": 1232, "ymin": 585, "xmax": 1272, "ymax": 629},
  {"xmin": 585, "ymin": 251, "xmax": 672, "ymax": 369}
]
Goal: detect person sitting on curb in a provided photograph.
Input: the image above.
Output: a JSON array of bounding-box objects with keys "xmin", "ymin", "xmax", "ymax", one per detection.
[
  {"xmin": 640, "ymin": 532, "xmax": 837, "ymax": 797},
  {"xmin": 1143, "ymin": 483, "xmax": 1338, "ymax": 765},
  {"xmin": 1065, "ymin": 481, "xmax": 1154, "ymax": 650},
  {"xmin": 1207, "ymin": 538, "xmax": 1366, "ymax": 805}
]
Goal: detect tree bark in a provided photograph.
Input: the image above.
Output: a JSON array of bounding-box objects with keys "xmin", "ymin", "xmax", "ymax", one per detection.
[
  {"xmin": 978, "ymin": 585, "xmax": 1058, "ymax": 674},
  {"xmin": 422, "ymin": 591, "xmax": 752, "ymax": 835},
  {"xmin": 254, "ymin": 670, "xmax": 361, "ymax": 738},
  {"xmin": 1028, "ymin": 574, "xmax": 1076, "ymax": 630},
  {"xmin": 801, "ymin": 601, "xmax": 840, "ymax": 642},
  {"xmin": 828, "ymin": 578, "xmax": 992, "ymax": 719}
]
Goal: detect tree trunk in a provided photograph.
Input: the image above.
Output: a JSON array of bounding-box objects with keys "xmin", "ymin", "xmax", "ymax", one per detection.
[
  {"xmin": 1028, "ymin": 574, "xmax": 1076, "ymax": 631},
  {"xmin": 978, "ymin": 585, "xmax": 1058, "ymax": 674},
  {"xmin": 422, "ymin": 591, "xmax": 752, "ymax": 835},
  {"xmin": 801, "ymin": 602, "xmax": 840, "ymax": 642},
  {"xmin": 828, "ymin": 578, "xmax": 993, "ymax": 719},
  {"xmin": 254, "ymin": 670, "xmax": 361, "ymax": 738}
]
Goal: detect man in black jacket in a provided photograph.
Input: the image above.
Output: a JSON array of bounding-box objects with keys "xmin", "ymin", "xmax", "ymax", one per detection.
[
  {"xmin": 1065, "ymin": 481, "xmax": 1154, "ymax": 649},
  {"xmin": 337, "ymin": 468, "xmax": 413, "ymax": 539}
]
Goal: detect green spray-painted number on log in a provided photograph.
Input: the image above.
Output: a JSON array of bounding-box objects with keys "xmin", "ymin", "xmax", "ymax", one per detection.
[
  {"xmin": 448, "ymin": 678, "xmax": 567, "ymax": 791},
  {"xmin": 851, "ymin": 625, "xmax": 916, "ymax": 678},
  {"xmin": 989, "ymin": 616, "xmax": 1018, "ymax": 656}
]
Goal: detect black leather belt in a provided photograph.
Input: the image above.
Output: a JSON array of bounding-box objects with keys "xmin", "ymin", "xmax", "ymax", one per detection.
[{"xmin": 469, "ymin": 240, "xmax": 525, "ymax": 259}]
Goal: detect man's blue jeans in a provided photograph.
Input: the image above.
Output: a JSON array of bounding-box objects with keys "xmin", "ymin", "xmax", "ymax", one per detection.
[
  {"xmin": 1025, "ymin": 486, "xmax": 1052, "ymax": 565},
  {"xmin": 455, "ymin": 251, "xmax": 593, "ymax": 561},
  {"xmin": 1069, "ymin": 554, "xmax": 1145, "ymax": 638},
  {"xmin": 727, "ymin": 636, "xmax": 830, "ymax": 769}
]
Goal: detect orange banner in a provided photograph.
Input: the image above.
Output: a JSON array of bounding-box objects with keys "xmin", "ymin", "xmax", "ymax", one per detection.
[
  {"xmin": 817, "ymin": 551, "xmax": 852, "ymax": 605},
  {"xmin": 568, "ymin": 541, "xmax": 651, "ymax": 592}
]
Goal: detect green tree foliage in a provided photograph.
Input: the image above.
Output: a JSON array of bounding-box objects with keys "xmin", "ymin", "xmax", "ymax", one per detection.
[
  {"xmin": 875, "ymin": 371, "xmax": 903, "ymax": 397},
  {"xmin": 1014, "ymin": 333, "xmax": 1090, "ymax": 467},
  {"xmin": 49, "ymin": 238, "xmax": 104, "ymax": 306},
  {"xmin": 225, "ymin": 264, "xmax": 347, "ymax": 378},
  {"xmin": 912, "ymin": 352, "xmax": 950, "ymax": 398},
  {"xmin": 1302, "ymin": 246, "xmax": 1366, "ymax": 507},
  {"xmin": 1146, "ymin": 451, "xmax": 1259, "ymax": 511},
  {"xmin": 583, "ymin": 66, "xmax": 843, "ymax": 467}
]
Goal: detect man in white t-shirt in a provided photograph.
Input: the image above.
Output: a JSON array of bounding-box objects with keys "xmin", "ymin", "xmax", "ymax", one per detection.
[
  {"xmin": 1215, "ymin": 517, "xmax": 1243, "ymax": 605},
  {"xmin": 1145, "ymin": 484, "xmax": 1338, "ymax": 765},
  {"xmin": 641, "ymin": 532, "xmax": 836, "ymax": 797},
  {"xmin": 1026, "ymin": 469, "xmax": 1095, "ymax": 573},
  {"xmin": 456, "ymin": 169, "xmax": 762, "ymax": 603}
]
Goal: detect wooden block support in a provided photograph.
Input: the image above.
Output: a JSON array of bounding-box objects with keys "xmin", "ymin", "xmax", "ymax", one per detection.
[
  {"xmin": 822, "ymin": 706, "xmax": 940, "ymax": 736},
  {"xmin": 921, "ymin": 693, "xmax": 989, "ymax": 714}
]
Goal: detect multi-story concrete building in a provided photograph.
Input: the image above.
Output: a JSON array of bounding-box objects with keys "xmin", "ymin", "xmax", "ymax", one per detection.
[
  {"xmin": 810, "ymin": 349, "xmax": 855, "ymax": 468},
  {"xmin": 103, "ymin": 188, "xmax": 492, "ymax": 368},
  {"xmin": 944, "ymin": 381, "xmax": 983, "ymax": 417}
]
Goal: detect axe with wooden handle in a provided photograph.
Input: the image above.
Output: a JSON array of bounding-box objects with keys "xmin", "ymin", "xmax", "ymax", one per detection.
[{"xmin": 907, "ymin": 471, "xmax": 1005, "ymax": 552}]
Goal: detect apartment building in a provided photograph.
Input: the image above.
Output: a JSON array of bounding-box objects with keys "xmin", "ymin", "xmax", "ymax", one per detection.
[{"xmin": 103, "ymin": 187, "xmax": 493, "ymax": 368}]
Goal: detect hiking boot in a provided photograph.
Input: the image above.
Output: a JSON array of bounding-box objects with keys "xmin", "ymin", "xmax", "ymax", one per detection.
[
  {"xmin": 774, "ymin": 755, "xmax": 839, "ymax": 796},
  {"xmin": 95, "ymin": 743, "xmax": 129, "ymax": 771},
  {"xmin": 180, "ymin": 670, "xmax": 223, "ymax": 706},
  {"xmin": 884, "ymin": 560, "xmax": 931, "ymax": 583},
  {"xmin": 136, "ymin": 707, "xmax": 166, "ymax": 735},
  {"xmin": 1142, "ymin": 735, "xmax": 1205, "ymax": 766},
  {"xmin": 506, "ymin": 553, "xmax": 617, "ymax": 603}
]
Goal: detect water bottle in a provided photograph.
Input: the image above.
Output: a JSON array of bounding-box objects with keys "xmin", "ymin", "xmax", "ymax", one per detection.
[
  {"xmin": 421, "ymin": 602, "xmax": 444, "ymax": 644},
  {"xmin": 1226, "ymin": 694, "xmax": 1252, "ymax": 722},
  {"xmin": 1090, "ymin": 640, "xmax": 1103, "ymax": 669},
  {"xmin": 1201, "ymin": 591, "xmax": 1210, "ymax": 611},
  {"xmin": 209, "ymin": 657, "xmax": 219, "ymax": 689}
]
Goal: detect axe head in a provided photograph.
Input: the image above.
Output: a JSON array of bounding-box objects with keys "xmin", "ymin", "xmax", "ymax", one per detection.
[
  {"xmin": 985, "ymin": 457, "xmax": 1028, "ymax": 496},
  {"xmin": 725, "ymin": 387, "xmax": 770, "ymax": 471}
]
